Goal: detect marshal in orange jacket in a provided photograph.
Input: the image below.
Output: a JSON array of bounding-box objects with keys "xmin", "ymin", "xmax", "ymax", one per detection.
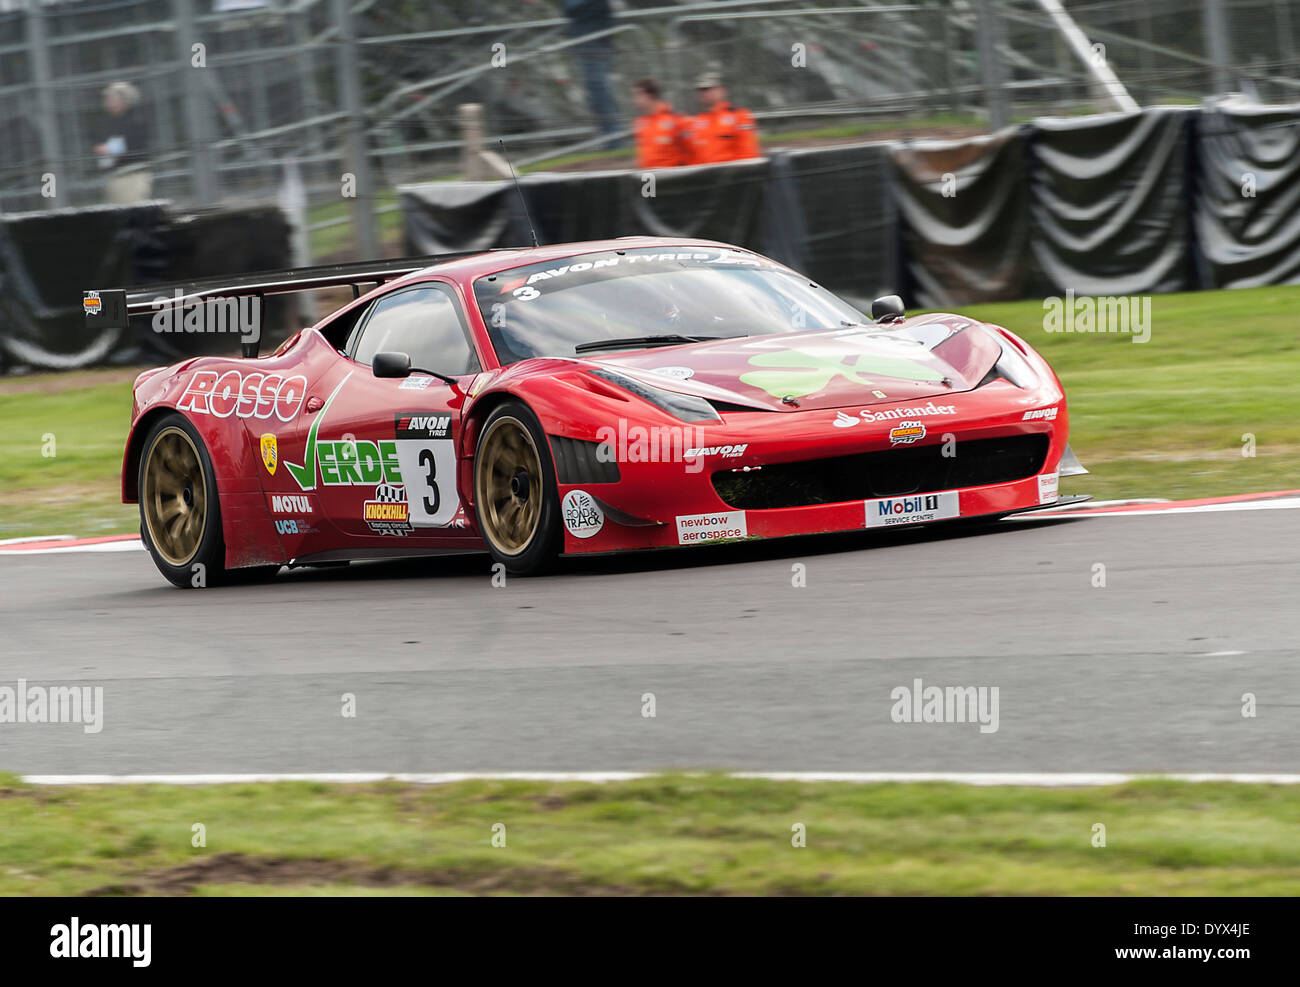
[
  {"xmin": 634, "ymin": 101, "xmax": 691, "ymax": 169},
  {"xmin": 686, "ymin": 101, "xmax": 761, "ymax": 165}
]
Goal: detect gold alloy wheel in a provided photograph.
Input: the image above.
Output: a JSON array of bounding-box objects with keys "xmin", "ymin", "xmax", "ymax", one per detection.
[
  {"xmin": 142, "ymin": 426, "xmax": 208, "ymax": 567},
  {"xmin": 476, "ymin": 416, "xmax": 544, "ymax": 555}
]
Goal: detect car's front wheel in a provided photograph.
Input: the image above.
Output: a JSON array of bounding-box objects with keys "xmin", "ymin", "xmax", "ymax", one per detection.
[{"xmin": 473, "ymin": 401, "xmax": 562, "ymax": 575}]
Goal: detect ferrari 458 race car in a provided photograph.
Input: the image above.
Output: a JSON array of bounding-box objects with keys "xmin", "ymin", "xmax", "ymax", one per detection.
[{"xmin": 87, "ymin": 237, "xmax": 1087, "ymax": 587}]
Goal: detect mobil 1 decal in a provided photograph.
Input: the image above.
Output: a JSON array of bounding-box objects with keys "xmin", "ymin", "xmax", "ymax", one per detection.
[
  {"xmin": 282, "ymin": 373, "xmax": 460, "ymax": 528},
  {"xmin": 391, "ymin": 411, "xmax": 457, "ymax": 528}
]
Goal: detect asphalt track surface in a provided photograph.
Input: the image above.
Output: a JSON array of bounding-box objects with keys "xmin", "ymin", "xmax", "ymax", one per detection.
[{"xmin": 2, "ymin": 506, "xmax": 1297, "ymax": 776}]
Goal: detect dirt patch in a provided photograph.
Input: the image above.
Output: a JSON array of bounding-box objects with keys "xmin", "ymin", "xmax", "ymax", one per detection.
[
  {"xmin": 82, "ymin": 852, "xmax": 676, "ymax": 896},
  {"xmin": 0, "ymin": 481, "xmax": 123, "ymax": 507},
  {"xmin": 0, "ymin": 783, "xmax": 65, "ymax": 803},
  {"xmin": 0, "ymin": 366, "xmax": 149, "ymax": 396}
]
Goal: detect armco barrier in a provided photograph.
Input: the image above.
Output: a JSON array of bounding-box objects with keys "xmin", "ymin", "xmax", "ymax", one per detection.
[
  {"xmin": 401, "ymin": 158, "xmax": 776, "ymax": 261},
  {"xmin": 0, "ymin": 203, "xmax": 292, "ymax": 371},
  {"xmin": 10, "ymin": 103, "xmax": 1300, "ymax": 371},
  {"xmin": 402, "ymin": 101, "xmax": 1300, "ymax": 310},
  {"xmin": 890, "ymin": 127, "xmax": 1034, "ymax": 307},
  {"xmin": 1193, "ymin": 102, "xmax": 1300, "ymax": 288}
]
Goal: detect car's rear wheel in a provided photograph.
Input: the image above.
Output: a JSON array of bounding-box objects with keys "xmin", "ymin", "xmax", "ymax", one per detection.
[
  {"xmin": 138, "ymin": 414, "xmax": 229, "ymax": 588},
  {"xmin": 473, "ymin": 401, "xmax": 561, "ymax": 575}
]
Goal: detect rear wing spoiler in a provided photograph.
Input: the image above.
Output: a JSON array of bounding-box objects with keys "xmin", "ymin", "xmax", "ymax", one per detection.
[{"xmin": 81, "ymin": 252, "xmax": 485, "ymax": 358}]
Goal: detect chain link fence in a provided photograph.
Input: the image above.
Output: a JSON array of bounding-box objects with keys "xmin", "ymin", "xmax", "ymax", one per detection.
[{"xmin": 2, "ymin": 0, "xmax": 1299, "ymax": 256}]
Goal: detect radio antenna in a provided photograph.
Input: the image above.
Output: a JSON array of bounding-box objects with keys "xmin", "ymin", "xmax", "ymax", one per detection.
[{"xmin": 499, "ymin": 139, "xmax": 540, "ymax": 248}]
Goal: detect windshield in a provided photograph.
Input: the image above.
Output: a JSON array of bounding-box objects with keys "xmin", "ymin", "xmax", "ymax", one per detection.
[{"xmin": 472, "ymin": 246, "xmax": 870, "ymax": 364}]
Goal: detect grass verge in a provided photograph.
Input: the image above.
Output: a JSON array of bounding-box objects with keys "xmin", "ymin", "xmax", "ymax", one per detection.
[
  {"xmin": 1, "ymin": 774, "xmax": 1297, "ymax": 896},
  {"xmin": 948, "ymin": 287, "xmax": 1300, "ymax": 502},
  {"xmin": 0, "ymin": 370, "xmax": 137, "ymax": 539},
  {"xmin": 1, "ymin": 285, "xmax": 1297, "ymax": 540}
]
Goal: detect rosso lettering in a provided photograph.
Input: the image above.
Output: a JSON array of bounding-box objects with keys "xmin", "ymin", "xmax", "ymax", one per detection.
[{"xmin": 179, "ymin": 370, "xmax": 307, "ymax": 423}]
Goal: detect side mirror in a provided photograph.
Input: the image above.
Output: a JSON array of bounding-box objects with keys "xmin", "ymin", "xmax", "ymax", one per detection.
[
  {"xmin": 871, "ymin": 294, "xmax": 905, "ymax": 324},
  {"xmin": 372, "ymin": 351, "xmax": 412, "ymax": 378}
]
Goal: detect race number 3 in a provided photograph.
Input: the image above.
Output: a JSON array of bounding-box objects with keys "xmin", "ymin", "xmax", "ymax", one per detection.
[
  {"xmin": 394, "ymin": 439, "xmax": 457, "ymax": 527},
  {"xmin": 418, "ymin": 448, "xmax": 440, "ymax": 515}
]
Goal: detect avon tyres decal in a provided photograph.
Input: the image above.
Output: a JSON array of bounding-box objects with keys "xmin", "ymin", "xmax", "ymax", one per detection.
[{"xmin": 395, "ymin": 413, "xmax": 451, "ymax": 439}]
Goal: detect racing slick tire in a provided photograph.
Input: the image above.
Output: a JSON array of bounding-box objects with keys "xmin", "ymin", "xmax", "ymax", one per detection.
[
  {"xmin": 137, "ymin": 412, "xmax": 238, "ymax": 588},
  {"xmin": 473, "ymin": 400, "xmax": 563, "ymax": 575}
]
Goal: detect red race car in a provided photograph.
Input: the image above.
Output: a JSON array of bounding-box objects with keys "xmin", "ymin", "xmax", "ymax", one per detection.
[{"xmin": 87, "ymin": 237, "xmax": 1087, "ymax": 587}]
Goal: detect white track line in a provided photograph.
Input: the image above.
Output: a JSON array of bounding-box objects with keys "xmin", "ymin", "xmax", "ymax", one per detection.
[
  {"xmin": 6, "ymin": 493, "xmax": 1299, "ymax": 557},
  {"xmin": 1031, "ymin": 499, "xmax": 1171, "ymax": 510},
  {"xmin": 0, "ymin": 540, "xmax": 142, "ymax": 555},
  {"xmin": 19, "ymin": 771, "xmax": 1300, "ymax": 786},
  {"xmin": 1031, "ymin": 497, "xmax": 1300, "ymax": 518}
]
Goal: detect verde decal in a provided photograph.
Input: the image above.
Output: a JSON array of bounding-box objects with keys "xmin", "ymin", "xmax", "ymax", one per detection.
[
  {"xmin": 284, "ymin": 373, "xmax": 404, "ymax": 491},
  {"xmin": 739, "ymin": 347, "xmax": 944, "ymax": 399},
  {"xmin": 284, "ymin": 374, "xmax": 348, "ymax": 490}
]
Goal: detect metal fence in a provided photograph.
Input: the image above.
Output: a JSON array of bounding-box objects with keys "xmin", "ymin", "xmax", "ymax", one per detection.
[{"xmin": 1, "ymin": 0, "xmax": 1298, "ymax": 260}]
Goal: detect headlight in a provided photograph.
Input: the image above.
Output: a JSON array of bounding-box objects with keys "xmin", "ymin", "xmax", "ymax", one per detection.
[
  {"xmin": 589, "ymin": 368, "xmax": 721, "ymax": 422},
  {"xmin": 979, "ymin": 326, "xmax": 1038, "ymax": 389}
]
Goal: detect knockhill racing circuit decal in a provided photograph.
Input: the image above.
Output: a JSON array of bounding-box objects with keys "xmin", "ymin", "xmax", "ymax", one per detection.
[
  {"xmin": 364, "ymin": 483, "xmax": 413, "ymax": 536},
  {"xmin": 281, "ymin": 373, "xmax": 460, "ymax": 529},
  {"xmin": 888, "ymin": 421, "xmax": 926, "ymax": 445}
]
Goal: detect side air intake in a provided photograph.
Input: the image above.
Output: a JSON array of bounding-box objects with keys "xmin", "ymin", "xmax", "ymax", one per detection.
[{"xmin": 549, "ymin": 436, "xmax": 621, "ymax": 484}]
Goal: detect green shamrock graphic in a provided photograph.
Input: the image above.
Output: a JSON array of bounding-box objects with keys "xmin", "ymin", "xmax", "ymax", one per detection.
[{"xmin": 739, "ymin": 348, "xmax": 944, "ymax": 399}]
